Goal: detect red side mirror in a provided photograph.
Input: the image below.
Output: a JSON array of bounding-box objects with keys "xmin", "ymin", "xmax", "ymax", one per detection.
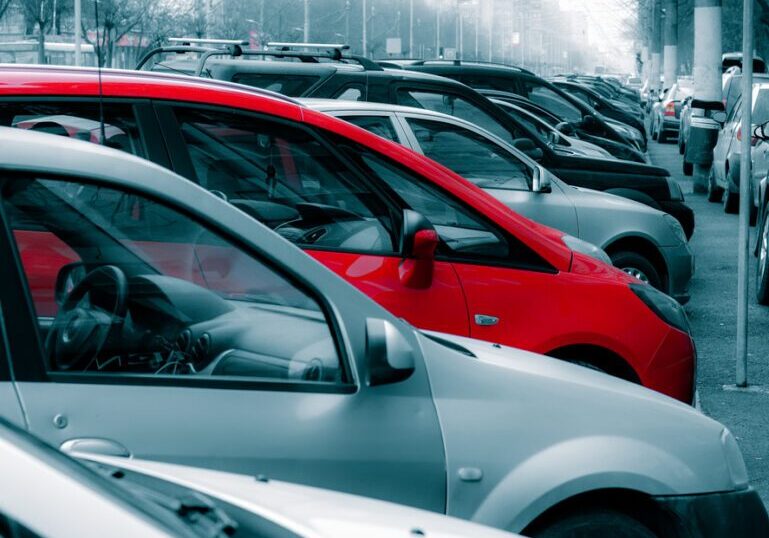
[{"xmin": 399, "ymin": 210, "xmax": 438, "ymax": 289}]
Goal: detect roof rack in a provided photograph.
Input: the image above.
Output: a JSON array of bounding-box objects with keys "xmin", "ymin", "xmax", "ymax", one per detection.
[
  {"xmin": 376, "ymin": 58, "xmax": 535, "ymax": 75},
  {"xmin": 168, "ymin": 37, "xmax": 249, "ymax": 46},
  {"xmin": 135, "ymin": 39, "xmax": 383, "ymax": 75}
]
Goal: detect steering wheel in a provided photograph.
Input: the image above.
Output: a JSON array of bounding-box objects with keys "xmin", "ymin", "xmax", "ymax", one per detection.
[{"xmin": 46, "ymin": 265, "xmax": 129, "ymax": 371}]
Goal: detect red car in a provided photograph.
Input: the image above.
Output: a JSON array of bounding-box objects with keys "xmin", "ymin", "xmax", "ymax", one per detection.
[{"xmin": 0, "ymin": 65, "xmax": 695, "ymax": 402}]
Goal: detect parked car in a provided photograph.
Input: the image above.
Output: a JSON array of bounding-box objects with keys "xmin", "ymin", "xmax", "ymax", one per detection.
[
  {"xmin": 650, "ymin": 81, "xmax": 694, "ymax": 143},
  {"xmin": 488, "ymin": 98, "xmax": 615, "ymax": 159},
  {"xmin": 722, "ymin": 52, "xmax": 767, "ymax": 74},
  {"xmin": 307, "ymin": 98, "xmax": 693, "ymax": 300},
  {"xmin": 710, "ymin": 82, "xmax": 769, "ymax": 218},
  {"xmin": 551, "ymin": 79, "xmax": 647, "ymax": 149},
  {"xmin": 1, "ymin": 126, "xmax": 767, "ymax": 538},
  {"xmin": 478, "ymin": 89, "xmax": 647, "ymax": 162},
  {"xmin": 384, "ymin": 60, "xmax": 643, "ymax": 152},
  {"xmin": 0, "ymin": 65, "xmax": 698, "ymax": 402},
  {"xmin": 0, "ymin": 418, "xmax": 517, "ymax": 538}
]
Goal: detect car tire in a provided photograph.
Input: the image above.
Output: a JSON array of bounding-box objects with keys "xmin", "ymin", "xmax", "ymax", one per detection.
[
  {"xmin": 683, "ymin": 160, "xmax": 693, "ymax": 176},
  {"xmin": 757, "ymin": 207, "xmax": 769, "ymax": 305},
  {"xmin": 657, "ymin": 129, "xmax": 667, "ymax": 143},
  {"xmin": 530, "ymin": 509, "xmax": 656, "ymax": 538},
  {"xmin": 723, "ymin": 188, "xmax": 740, "ymax": 214},
  {"xmin": 679, "ymin": 139, "xmax": 685, "ymax": 155},
  {"xmin": 609, "ymin": 250, "xmax": 663, "ymax": 291},
  {"xmin": 707, "ymin": 169, "xmax": 724, "ymax": 202},
  {"xmin": 651, "ymin": 122, "xmax": 658, "ymax": 141},
  {"xmin": 750, "ymin": 199, "xmax": 758, "ymax": 226}
]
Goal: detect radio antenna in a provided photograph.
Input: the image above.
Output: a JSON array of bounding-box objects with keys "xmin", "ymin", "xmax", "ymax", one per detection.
[{"xmin": 94, "ymin": 0, "xmax": 106, "ymax": 145}]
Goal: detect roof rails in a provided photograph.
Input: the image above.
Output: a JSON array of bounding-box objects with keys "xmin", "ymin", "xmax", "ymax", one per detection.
[
  {"xmin": 377, "ymin": 58, "xmax": 535, "ymax": 75},
  {"xmin": 135, "ymin": 39, "xmax": 383, "ymax": 75}
]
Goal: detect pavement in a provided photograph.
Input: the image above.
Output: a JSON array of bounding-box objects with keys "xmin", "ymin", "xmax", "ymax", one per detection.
[{"xmin": 648, "ymin": 139, "xmax": 769, "ymax": 505}]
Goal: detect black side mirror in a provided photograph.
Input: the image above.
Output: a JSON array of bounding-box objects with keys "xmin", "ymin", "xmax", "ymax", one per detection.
[
  {"xmin": 54, "ymin": 262, "xmax": 88, "ymax": 306},
  {"xmin": 755, "ymin": 120, "xmax": 769, "ymax": 141},
  {"xmin": 580, "ymin": 115, "xmax": 599, "ymax": 130},
  {"xmin": 512, "ymin": 138, "xmax": 544, "ymax": 161},
  {"xmin": 555, "ymin": 121, "xmax": 576, "ymax": 136},
  {"xmin": 399, "ymin": 209, "xmax": 438, "ymax": 289},
  {"xmin": 365, "ymin": 318, "xmax": 416, "ymax": 386}
]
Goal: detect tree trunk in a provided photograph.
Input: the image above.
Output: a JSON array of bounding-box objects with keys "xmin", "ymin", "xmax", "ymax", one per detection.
[{"xmin": 37, "ymin": 25, "xmax": 45, "ymax": 64}]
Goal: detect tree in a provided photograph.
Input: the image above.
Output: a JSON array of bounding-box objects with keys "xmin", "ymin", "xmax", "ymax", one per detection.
[
  {"xmin": 82, "ymin": 0, "xmax": 149, "ymax": 67},
  {"xmin": 19, "ymin": 0, "xmax": 55, "ymax": 64}
]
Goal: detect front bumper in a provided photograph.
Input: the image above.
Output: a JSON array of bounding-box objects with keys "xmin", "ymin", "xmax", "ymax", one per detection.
[
  {"xmin": 661, "ymin": 241, "xmax": 695, "ymax": 305},
  {"xmin": 654, "ymin": 488, "xmax": 769, "ymax": 538}
]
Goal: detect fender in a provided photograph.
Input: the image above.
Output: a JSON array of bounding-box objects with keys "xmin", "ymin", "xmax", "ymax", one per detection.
[
  {"xmin": 469, "ymin": 435, "xmax": 728, "ymax": 533},
  {"xmin": 604, "ymin": 188, "xmax": 662, "ymax": 210}
]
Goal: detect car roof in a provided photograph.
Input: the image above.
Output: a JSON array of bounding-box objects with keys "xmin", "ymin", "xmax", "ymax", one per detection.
[{"xmin": 301, "ymin": 98, "xmax": 450, "ymax": 117}]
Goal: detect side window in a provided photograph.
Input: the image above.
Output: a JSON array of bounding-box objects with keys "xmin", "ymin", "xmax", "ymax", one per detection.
[
  {"xmin": 171, "ymin": 106, "xmax": 396, "ymax": 254},
  {"xmin": 342, "ymin": 115, "xmax": 400, "ymax": 142},
  {"xmin": 3, "ymin": 176, "xmax": 346, "ymax": 386},
  {"xmin": 229, "ymin": 73, "xmax": 319, "ymax": 97},
  {"xmin": 405, "ymin": 117, "xmax": 532, "ymax": 191},
  {"xmin": 522, "ymin": 82, "xmax": 582, "ymax": 122},
  {"xmin": 0, "ymin": 101, "xmax": 146, "ymax": 157},
  {"xmin": 335, "ymin": 140, "xmax": 512, "ymax": 261},
  {"xmin": 754, "ymin": 90, "xmax": 769, "ymax": 125},
  {"xmin": 334, "ymin": 85, "xmax": 365, "ymax": 101},
  {"xmin": 395, "ymin": 88, "xmax": 514, "ymax": 142}
]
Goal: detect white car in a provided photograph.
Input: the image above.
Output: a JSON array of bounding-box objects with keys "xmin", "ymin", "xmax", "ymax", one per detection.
[{"xmin": 1, "ymin": 417, "xmax": 518, "ymax": 538}]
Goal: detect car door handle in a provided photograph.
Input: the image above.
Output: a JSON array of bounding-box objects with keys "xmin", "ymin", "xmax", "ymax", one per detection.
[{"xmin": 60, "ymin": 438, "xmax": 131, "ymax": 458}]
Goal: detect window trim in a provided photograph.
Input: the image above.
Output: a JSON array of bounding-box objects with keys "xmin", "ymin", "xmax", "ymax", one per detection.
[
  {"xmin": 153, "ymin": 100, "xmax": 407, "ymax": 258},
  {"xmin": 0, "ymin": 170, "xmax": 357, "ymax": 393}
]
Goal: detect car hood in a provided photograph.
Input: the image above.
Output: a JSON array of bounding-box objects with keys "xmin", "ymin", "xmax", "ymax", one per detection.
[
  {"xmin": 417, "ymin": 331, "xmax": 737, "ymax": 530},
  {"xmin": 563, "ymin": 137, "xmax": 615, "ymax": 159},
  {"xmin": 77, "ymin": 453, "xmax": 517, "ymax": 538}
]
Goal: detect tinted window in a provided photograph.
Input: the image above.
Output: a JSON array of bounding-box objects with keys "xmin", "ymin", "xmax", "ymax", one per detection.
[
  {"xmin": 5, "ymin": 176, "xmax": 344, "ymax": 385},
  {"xmin": 0, "ymin": 102, "xmax": 145, "ymax": 157},
  {"xmin": 335, "ymin": 86, "xmax": 365, "ymax": 101},
  {"xmin": 754, "ymin": 89, "xmax": 769, "ymax": 125},
  {"xmin": 172, "ymin": 106, "xmax": 396, "ymax": 253},
  {"xmin": 343, "ymin": 115, "xmax": 399, "ymax": 142},
  {"xmin": 520, "ymin": 81, "xmax": 582, "ymax": 122},
  {"xmin": 230, "ymin": 73, "xmax": 319, "ymax": 96},
  {"xmin": 406, "ymin": 117, "xmax": 532, "ymax": 191},
  {"xmin": 395, "ymin": 88, "xmax": 514, "ymax": 142}
]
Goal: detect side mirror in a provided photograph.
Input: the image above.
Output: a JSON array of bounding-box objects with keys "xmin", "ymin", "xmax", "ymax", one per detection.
[
  {"xmin": 547, "ymin": 129, "xmax": 561, "ymax": 146},
  {"xmin": 532, "ymin": 166, "xmax": 552, "ymax": 193},
  {"xmin": 365, "ymin": 318, "xmax": 416, "ymax": 386},
  {"xmin": 753, "ymin": 121, "xmax": 769, "ymax": 141},
  {"xmin": 399, "ymin": 209, "xmax": 438, "ymax": 289},
  {"xmin": 55, "ymin": 262, "xmax": 88, "ymax": 305},
  {"xmin": 580, "ymin": 115, "xmax": 599, "ymax": 130},
  {"xmin": 712, "ymin": 110, "xmax": 727, "ymax": 125},
  {"xmin": 555, "ymin": 121, "xmax": 576, "ymax": 136},
  {"xmin": 512, "ymin": 138, "xmax": 544, "ymax": 161}
]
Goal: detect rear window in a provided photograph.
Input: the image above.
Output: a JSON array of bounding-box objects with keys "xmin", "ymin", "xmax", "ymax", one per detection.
[{"xmin": 230, "ymin": 73, "xmax": 319, "ymax": 96}]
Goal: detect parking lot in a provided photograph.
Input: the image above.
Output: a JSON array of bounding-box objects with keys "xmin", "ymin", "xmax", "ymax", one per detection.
[{"xmin": 650, "ymin": 139, "xmax": 769, "ymax": 505}]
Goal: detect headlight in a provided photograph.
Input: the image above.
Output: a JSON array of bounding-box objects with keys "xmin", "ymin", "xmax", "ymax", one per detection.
[
  {"xmin": 663, "ymin": 213, "xmax": 688, "ymax": 244},
  {"xmin": 562, "ymin": 234, "xmax": 613, "ymax": 265},
  {"xmin": 630, "ymin": 282, "xmax": 690, "ymax": 333},
  {"xmin": 721, "ymin": 428, "xmax": 749, "ymax": 489},
  {"xmin": 666, "ymin": 176, "xmax": 684, "ymax": 201}
]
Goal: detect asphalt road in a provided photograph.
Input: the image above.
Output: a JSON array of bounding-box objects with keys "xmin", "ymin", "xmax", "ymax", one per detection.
[{"xmin": 648, "ymin": 139, "xmax": 769, "ymax": 504}]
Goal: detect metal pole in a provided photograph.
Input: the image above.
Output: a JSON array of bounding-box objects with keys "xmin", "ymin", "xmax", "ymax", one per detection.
[
  {"xmin": 488, "ymin": 0, "xmax": 493, "ymax": 61},
  {"xmin": 459, "ymin": 7, "xmax": 463, "ymax": 59},
  {"xmin": 737, "ymin": 0, "xmax": 754, "ymax": 387},
  {"xmin": 363, "ymin": 0, "xmax": 367, "ymax": 57},
  {"xmin": 345, "ymin": 0, "xmax": 350, "ymax": 45},
  {"xmin": 409, "ymin": 0, "xmax": 414, "ymax": 56},
  {"xmin": 650, "ymin": 0, "xmax": 662, "ymax": 94},
  {"xmin": 74, "ymin": 0, "xmax": 81, "ymax": 66},
  {"xmin": 436, "ymin": 4, "xmax": 440, "ymax": 57},
  {"xmin": 475, "ymin": 3, "xmax": 479, "ymax": 60},
  {"xmin": 663, "ymin": 0, "xmax": 678, "ymax": 88},
  {"xmin": 304, "ymin": 0, "xmax": 310, "ymax": 42}
]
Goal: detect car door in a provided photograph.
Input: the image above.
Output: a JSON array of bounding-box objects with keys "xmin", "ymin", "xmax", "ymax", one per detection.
[
  {"xmin": 334, "ymin": 140, "xmax": 564, "ymax": 349},
  {"xmin": 714, "ymin": 98, "xmax": 742, "ymax": 184},
  {"xmin": 0, "ymin": 170, "xmax": 447, "ymax": 512},
  {"xmin": 394, "ymin": 113, "xmax": 579, "ymax": 236},
  {"xmin": 155, "ymin": 103, "xmax": 470, "ymax": 337}
]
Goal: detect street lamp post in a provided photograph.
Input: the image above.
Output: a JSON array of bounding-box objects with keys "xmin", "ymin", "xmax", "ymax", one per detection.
[
  {"xmin": 304, "ymin": 0, "xmax": 310, "ymax": 43},
  {"xmin": 74, "ymin": 0, "xmax": 81, "ymax": 66}
]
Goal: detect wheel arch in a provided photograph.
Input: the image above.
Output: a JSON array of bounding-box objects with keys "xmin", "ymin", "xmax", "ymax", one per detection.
[
  {"xmin": 546, "ymin": 344, "xmax": 641, "ymax": 384},
  {"xmin": 602, "ymin": 235, "xmax": 670, "ymax": 293}
]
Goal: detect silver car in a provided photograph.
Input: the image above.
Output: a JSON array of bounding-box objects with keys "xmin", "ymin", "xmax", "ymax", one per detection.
[
  {"xmin": 1, "ymin": 418, "xmax": 516, "ymax": 538},
  {"xmin": 0, "ymin": 128, "xmax": 765, "ymax": 537},
  {"xmin": 306, "ymin": 99, "xmax": 694, "ymax": 302}
]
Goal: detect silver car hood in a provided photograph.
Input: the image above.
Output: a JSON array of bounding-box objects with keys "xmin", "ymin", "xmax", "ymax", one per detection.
[
  {"xmin": 80, "ymin": 453, "xmax": 518, "ymax": 538},
  {"xmin": 417, "ymin": 330, "xmax": 735, "ymax": 531}
]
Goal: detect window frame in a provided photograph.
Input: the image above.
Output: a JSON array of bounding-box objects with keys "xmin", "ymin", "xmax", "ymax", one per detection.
[
  {"xmin": 0, "ymin": 170, "xmax": 357, "ymax": 394},
  {"xmin": 154, "ymin": 100, "xmax": 406, "ymax": 258}
]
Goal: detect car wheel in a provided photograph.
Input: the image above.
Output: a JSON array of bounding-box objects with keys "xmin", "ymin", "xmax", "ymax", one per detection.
[
  {"xmin": 750, "ymin": 199, "xmax": 758, "ymax": 226},
  {"xmin": 723, "ymin": 188, "xmax": 740, "ymax": 214},
  {"xmin": 651, "ymin": 121, "xmax": 658, "ymax": 141},
  {"xmin": 707, "ymin": 169, "xmax": 724, "ymax": 202},
  {"xmin": 657, "ymin": 129, "xmax": 667, "ymax": 143},
  {"xmin": 683, "ymin": 159, "xmax": 693, "ymax": 176},
  {"xmin": 530, "ymin": 509, "xmax": 656, "ymax": 538},
  {"xmin": 679, "ymin": 139, "xmax": 685, "ymax": 155},
  {"xmin": 609, "ymin": 250, "xmax": 663, "ymax": 291},
  {"xmin": 757, "ymin": 208, "xmax": 769, "ymax": 305}
]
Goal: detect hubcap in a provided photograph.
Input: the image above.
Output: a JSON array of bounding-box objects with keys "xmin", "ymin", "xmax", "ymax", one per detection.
[{"xmin": 622, "ymin": 267, "xmax": 650, "ymax": 283}]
